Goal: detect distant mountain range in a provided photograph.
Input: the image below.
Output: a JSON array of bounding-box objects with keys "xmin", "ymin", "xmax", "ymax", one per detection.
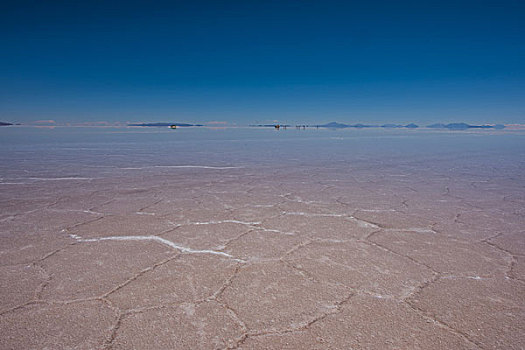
[
  {"xmin": 251, "ymin": 122, "xmax": 419, "ymax": 128},
  {"xmin": 0, "ymin": 121, "xmax": 508, "ymax": 130},
  {"xmin": 128, "ymin": 122, "xmax": 203, "ymax": 127},
  {"xmin": 316, "ymin": 122, "xmax": 419, "ymax": 129},
  {"xmin": 315, "ymin": 122, "xmax": 505, "ymax": 129},
  {"xmin": 427, "ymin": 123, "xmax": 505, "ymax": 130}
]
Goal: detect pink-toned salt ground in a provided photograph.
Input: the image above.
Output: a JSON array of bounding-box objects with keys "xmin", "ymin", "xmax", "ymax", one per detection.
[{"xmin": 1, "ymin": 130, "xmax": 524, "ymax": 349}]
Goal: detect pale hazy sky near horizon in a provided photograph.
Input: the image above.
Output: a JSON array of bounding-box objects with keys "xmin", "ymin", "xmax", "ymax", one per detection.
[{"xmin": 1, "ymin": 0, "xmax": 524, "ymax": 125}]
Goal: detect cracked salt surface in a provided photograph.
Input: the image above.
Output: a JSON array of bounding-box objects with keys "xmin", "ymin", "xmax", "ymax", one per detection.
[{"xmin": 1, "ymin": 127, "xmax": 524, "ymax": 350}]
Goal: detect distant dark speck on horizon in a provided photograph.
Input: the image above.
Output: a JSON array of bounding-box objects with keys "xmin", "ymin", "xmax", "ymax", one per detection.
[{"xmin": 128, "ymin": 123, "xmax": 203, "ymax": 127}]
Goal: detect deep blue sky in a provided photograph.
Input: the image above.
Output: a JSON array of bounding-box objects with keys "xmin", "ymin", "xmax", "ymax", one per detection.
[{"xmin": 1, "ymin": 0, "xmax": 524, "ymax": 125}]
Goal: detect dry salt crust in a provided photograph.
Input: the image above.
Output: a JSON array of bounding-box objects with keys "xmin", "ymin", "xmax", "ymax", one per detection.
[{"xmin": 1, "ymin": 151, "xmax": 524, "ymax": 349}]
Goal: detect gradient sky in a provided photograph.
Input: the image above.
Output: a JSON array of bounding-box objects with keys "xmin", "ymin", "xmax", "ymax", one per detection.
[{"xmin": 1, "ymin": 0, "xmax": 524, "ymax": 125}]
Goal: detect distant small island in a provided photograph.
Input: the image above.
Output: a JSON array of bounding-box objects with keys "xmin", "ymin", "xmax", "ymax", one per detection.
[
  {"xmin": 0, "ymin": 122, "xmax": 13, "ymax": 126},
  {"xmin": 128, "ymin": 122, "xmax": 203, "ymax": 127}
]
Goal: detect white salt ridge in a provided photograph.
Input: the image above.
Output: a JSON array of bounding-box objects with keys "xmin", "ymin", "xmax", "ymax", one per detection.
[
  {"xmin": 1, "ymin": 177, "xmax": 93, "ymax": 184},
  {"xmin": 27, "ymin": 177, "xmax": 94, "ymax": 181},
  {"xmin": 81, "ymin": 209, "xmax": 106, "ymax": 215},
  {"xmin": 191, "ymin": 220, "xmax": 261, "ymax": 226},
  {"xmin": 153, "ymin": 165, "xmax": 242, "ymax": 169},
  {"xmin": 281, "ymin": 194, "xmax": 319, "ymax": 205},
  {"xmin": 0, "ymin": 216, "xmax": 16, "ymax": 223},
  {"xmin": 119, "ymin": 165, "xmax": 242, "ymax": 170},
  {"xmin": 442, "ymin": 275, "xmax": 483, "ymax": 280},
  {"xmin": 69, "ymin": 233, "xmax": 244, "ymax": 262},
  {"xmin": 359, "ymin": 209, "xmax": 397, "ymax": 212},
  {"xmin": 407, "ymin": 228, "xmax": 436, "ymax": 234},
  {"xmin": 348, "ymin": 216, "xmax": 380, "ymax": 229},
  {"xmin": 386, "ymin": 228, "xmax": 437, "ymax": 234},
  {"xmin": 45, "ymin": 208, "xmax": 103, "ymax": 215},
  {"xmin": 283, "ymin": 211, "xmax": 355, "ymax": 218},
  {"xmin": 361, "ymin": 291, "xmax": 396, "ymax": 300},
  {"xmin": 283, "ymin": 211, "xmax": 382, "ymax": 229},
  {"xmin": 256, "ymin": 227, "xmax": 295, "ymax": 236}
]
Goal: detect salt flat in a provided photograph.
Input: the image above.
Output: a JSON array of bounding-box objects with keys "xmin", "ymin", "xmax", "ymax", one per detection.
[{"xmin": 1, "ymin": 127, "xmax": 524, "ymax": 349}]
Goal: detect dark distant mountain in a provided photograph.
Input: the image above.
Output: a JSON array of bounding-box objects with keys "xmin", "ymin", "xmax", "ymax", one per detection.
[
  {"xmin": 128, "ymin": 122, "xmax": 203, "ymax": 127},
  {"xmin": 379, "ymin": 123, "xmax": 418, "ymax": 128},
  {"xmin": 381, "ymin": 124, "xmax": 403, "ymax": 128},
  {"xmin": 350, "ymin": 123, "xmax": 374, "ymax": 128},
  {"xmin": 446, "ymin": 123, "xmax": 472, "ymax": 130},
  {"xmin": 405, "ymin": 123, "xmax": 419, "ymax": 128},
  {"xmin": 317, "ymin": 122, "xmax": 350, "ymax": 128},
  {"xmin": 0, "ymin": 122, "xmax": 13, "ymax": 126},
  {"xmin": 426, "ymin": 123, "xmax": 505, "ymax": 130}
]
